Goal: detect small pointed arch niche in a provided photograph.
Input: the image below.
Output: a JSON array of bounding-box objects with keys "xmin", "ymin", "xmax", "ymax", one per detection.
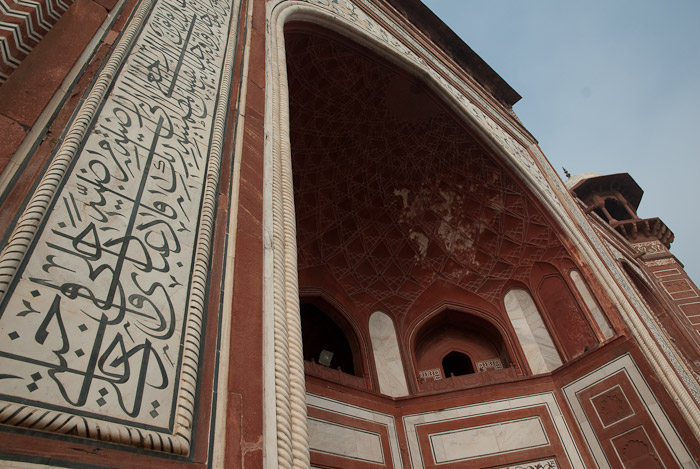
[
  {"xmin": 299, "ymin": 296, "xmax": 368, "ymax": 388},
  {"xmin": 412, "ymin": 308, "xmax": 516, "ymax": 391},
  {"xmin": 441, "ymin": 350, "xmax": 475, "ymax": 377}
]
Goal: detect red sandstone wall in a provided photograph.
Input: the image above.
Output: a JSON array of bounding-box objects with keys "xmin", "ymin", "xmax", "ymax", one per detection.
[{"xmin": 1, "ymin": 0, "xmax": 699, "ymax": 468}]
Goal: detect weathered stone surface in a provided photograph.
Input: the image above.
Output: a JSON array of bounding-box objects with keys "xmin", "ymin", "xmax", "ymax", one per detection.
[
  {"xmin": 0, "ymin": 116, "xmax": 27, "ymax": 174},
  {"xmin": 0, "ymin": 0, "xmax": 106, "ymax": 127}
]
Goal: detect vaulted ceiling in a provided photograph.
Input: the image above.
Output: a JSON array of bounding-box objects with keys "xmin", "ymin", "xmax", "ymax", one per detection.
[{"xmin": 287, "ymin": 26, "xmax": 570, "ymax": 322}]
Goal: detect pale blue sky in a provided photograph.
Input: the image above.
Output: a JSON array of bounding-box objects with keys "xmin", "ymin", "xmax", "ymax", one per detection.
[{"xmin": 422, "ymin": 0, "xmax": 700, "ymax": 281}]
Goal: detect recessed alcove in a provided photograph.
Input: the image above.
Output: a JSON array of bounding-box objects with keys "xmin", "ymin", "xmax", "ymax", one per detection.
[
  {"xmin": 531, "ymin": 263, "xmax": 598, "ymax": 361},
  {"xmin": 414, "ymin": 309, "xmax": 511, "ymax": 388},
  {"xmin": 285, "ymin": 23, "xmax": 591, "ymax": 396},
  {"xmin": 301, "ymin": 302, "xmax": 355, "ymax": 375},
  {"xmin": 442, "ymin": 351, "xmax": 475, "ymax": 377},
  {"xmin": 300, "ymin": 297, "xmax": 365, "ymax": 387}
]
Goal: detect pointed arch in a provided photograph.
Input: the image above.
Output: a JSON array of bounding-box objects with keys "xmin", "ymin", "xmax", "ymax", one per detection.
[
  {"xmin": 264, "ymin": 1, "xmax": 700, "ymax": 464},
  {"xmin": 299, "ymin": 296, "xmax": 364, "ymax": 377},
  {"xmin": 411, "ymin": 306, "xmax": 515, "ymax": 390}
]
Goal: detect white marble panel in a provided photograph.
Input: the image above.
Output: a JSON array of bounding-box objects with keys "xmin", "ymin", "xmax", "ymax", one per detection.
[
  {"xmin": 308, "ymin": 418, "xmax": 384, "ymax": 464},
  {"xmin": 0, "ymin": 0, "xmax": 237, "ymax": 452},
  {"xmin": 403, "ymin": 392, "xmax": 585, "ymax": 469},
  {"xmin": 306, "ymin": 393, "xmax": 403, "ymax": 468},
  {"xmin": 570, "ymin": 270, "xmax": 614, "ymax": 339},
  {"xmin": 431, "ymin": 417, "xmax": 548, "ymax": 463},
  {"xmin": 505, "ymin": 289, "xmax": 562, "ymax": 373},
  {"xmin": 369, "ymin": 311, "xmax": 409, "ymax": 397}
]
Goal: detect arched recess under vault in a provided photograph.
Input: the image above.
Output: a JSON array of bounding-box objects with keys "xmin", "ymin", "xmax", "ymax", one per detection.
[
  {"xmin": 413, "ymin": 308, "xmax": 514, "ymax": 385},
  {"xmin": 287, "ymin": 22, "xmax": 588, "ymax": 356},
  {"xmin": 300, "ymin": 296, "xmax": 364, "ymax": 377},
  {"xmin": 286, "ymin": 22, "xmax": 593, "ymax": 388},
  {"xmin": 530, "ymin": 262, "xmax": 599, "ymax": 360}
]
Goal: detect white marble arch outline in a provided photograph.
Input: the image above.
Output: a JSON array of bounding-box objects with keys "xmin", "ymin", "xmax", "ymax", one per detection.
[
  {"xmin": 369, "ymin": 310, "xmax": 409, "ymax": 397},
  {"xmin": 504, "ymin": 288, "xmax": 562, "ymax": 375},
  {"xmin": 263, "ymin": 0, "xmax": 700, "ymax": 467}
]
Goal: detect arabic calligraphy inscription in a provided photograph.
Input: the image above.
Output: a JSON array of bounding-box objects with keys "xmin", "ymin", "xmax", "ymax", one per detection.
[{"xmin": 0, "ymin": 0, "xmax": 232, "ymax": 433}]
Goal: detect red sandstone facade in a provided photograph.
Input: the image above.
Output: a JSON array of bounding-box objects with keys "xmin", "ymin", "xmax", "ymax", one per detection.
[{"xmin": 0, "ymin": 0, "xmax": 699, "ymax": 468}]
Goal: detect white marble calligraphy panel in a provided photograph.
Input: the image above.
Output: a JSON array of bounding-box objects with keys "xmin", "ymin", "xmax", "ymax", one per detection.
[{"xmin": 0, "ymin": 0, "xmax": 233, "ymax": 434}]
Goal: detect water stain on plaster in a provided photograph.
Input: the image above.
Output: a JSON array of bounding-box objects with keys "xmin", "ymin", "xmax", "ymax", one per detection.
[{"xmin": 394, "ymin": 184, "xmax": 494, "ymax": 268}]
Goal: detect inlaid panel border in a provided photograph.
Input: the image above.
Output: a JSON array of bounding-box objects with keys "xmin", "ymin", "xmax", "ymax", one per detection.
[{"xmin": 562, "ymin": 353, "xmax": 695, "ymax": 468}]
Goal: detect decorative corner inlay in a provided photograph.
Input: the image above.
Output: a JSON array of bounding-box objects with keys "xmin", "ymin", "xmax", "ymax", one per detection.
[{"xmin": 591, "ymin": 385, "xmax": 634, "ymax": 428}]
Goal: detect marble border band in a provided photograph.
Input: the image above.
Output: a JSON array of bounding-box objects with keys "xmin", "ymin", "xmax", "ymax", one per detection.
[
  {"xmin": 429, "ymin": 416, "xmax": 549, "ymax": 463},
  {"xmin": 307, "ymin": 417, "xmax": 385, "ymax": 464},
  {"xmin": 403, "ymin": 392, "xmax": 584, "ymax": 468},
  {"xmin": 306, "ymin": 393, "xmax": 403, "ymax": 468}
]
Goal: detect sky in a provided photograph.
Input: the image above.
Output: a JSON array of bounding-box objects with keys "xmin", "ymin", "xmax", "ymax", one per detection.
[{"xmin": 421, "ymin": 0, "xmax": 700, "ymax": 281}]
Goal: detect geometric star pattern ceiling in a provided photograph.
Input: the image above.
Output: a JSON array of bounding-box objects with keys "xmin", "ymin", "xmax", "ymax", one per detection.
[{"xmin": 287, "ymin": 27, "xmax": 570, "ymax": 321}]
